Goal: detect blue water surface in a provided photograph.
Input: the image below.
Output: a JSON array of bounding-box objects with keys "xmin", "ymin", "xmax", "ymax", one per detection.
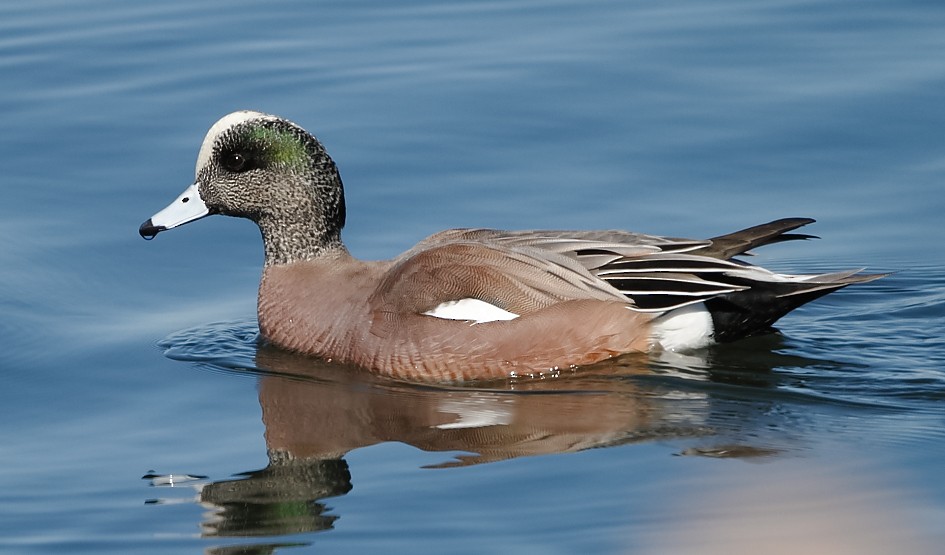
[{"xmin": 1, "ymin": 0, "xmax": 944, "ymax": 553}]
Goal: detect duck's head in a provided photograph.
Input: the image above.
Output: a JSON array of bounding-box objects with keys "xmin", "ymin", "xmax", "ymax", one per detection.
[{"xmin": 140, "ymin": 110, "xmax": 347, "ymax": 264}]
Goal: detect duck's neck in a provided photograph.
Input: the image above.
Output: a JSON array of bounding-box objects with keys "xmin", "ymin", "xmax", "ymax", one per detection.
[{"xmin": 258, "ymin": 216, "xmax": 348, "ymax": 266}]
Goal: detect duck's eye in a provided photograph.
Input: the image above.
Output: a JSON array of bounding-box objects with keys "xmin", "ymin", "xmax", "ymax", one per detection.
[{"xmin": 222, "ymin": 152, "xmax": 250, "ymax": 172}]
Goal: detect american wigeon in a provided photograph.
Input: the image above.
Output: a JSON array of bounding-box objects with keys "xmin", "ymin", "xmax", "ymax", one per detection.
[{"xmin": 140, "ymin": 110, "xmax": 884, "ymax": 382}]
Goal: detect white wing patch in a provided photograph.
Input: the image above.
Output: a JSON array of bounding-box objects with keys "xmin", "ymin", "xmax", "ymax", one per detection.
[
  {"xmin": 649, "ymin": 302, "xmax": 715, "ymax": 351},
  {"xmin": 423, "ymin": 298, "xmax": 520, "ymax": 324}
]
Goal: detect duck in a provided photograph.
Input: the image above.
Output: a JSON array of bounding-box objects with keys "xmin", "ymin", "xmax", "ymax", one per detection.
[{"xmin": 140, "ymin": 110, "xmax": 884, "ymax": 382}]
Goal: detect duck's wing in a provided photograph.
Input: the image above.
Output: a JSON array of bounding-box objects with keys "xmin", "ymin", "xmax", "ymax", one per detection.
[
  {"xmin": 380, "ymin": 228, "xmax": 742, "ymax": 318},
  {"xmin": 397, "ymin": 221, "xmax": 886, "ymax": 339},
  {"xmin": 372, "ymin": 240, "xmax": 630, "ymax": 319}
]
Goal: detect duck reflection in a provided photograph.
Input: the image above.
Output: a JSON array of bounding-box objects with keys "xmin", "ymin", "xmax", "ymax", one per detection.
[
  {"xmin": 252, "ymin": 344, "xmax": 716, "ymax": 469},
  {"xmin": 197, "ymin": 454, "xmax": 351, "ymax": 538},
  {"xmin": 160, "ymin": 331, "xmax": 841, "ymax": 548},
  {"xmin": 183, "ymin": 345, "xmax": 707, "ymax": 547}
]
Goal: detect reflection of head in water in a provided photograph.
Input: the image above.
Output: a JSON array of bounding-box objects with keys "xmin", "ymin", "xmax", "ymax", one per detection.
[{"xmin": 199, "ymin": 452, "xmax": 352, "ymax": 538}]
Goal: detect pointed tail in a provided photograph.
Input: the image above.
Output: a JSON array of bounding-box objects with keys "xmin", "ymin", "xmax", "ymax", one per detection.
[{"xmin": 694, "ymin": 217, "xmax": 819, "ymax": 260}]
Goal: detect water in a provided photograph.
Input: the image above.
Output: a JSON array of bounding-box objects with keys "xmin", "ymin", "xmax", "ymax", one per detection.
[{"xmin": 2, "ymin": 0, "xmax": 944, "ymax": 552}]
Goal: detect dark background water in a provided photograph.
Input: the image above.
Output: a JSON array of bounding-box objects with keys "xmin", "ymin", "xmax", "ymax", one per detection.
[{"xmin": 2, "ymin": 0, "xmax": 944, "ymax": 553}]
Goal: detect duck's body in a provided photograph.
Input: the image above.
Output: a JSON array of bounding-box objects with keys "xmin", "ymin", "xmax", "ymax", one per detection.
[
  {"xmin": 256, "ymin": 241, "xmax": 653, "ymax": 381},
  {"xmin": 141, "ymin": 110, "xmax": 883, "ymax": 382}
]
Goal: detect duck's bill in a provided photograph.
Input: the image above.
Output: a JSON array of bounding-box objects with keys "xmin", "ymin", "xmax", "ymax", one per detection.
[{"xmin": 139, "ymin": 182, "xmax": 210, "ymax": 240}]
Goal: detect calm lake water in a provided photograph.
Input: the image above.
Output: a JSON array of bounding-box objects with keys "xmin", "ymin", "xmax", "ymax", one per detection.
[{"xmin": 2, "ymin": 0, "xmax": 944, "ymax": 553}]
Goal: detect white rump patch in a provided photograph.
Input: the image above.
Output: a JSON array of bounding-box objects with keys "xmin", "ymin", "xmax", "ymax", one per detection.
[
  {"xmin": 423, "ymin": 298, "xmax": 520, "ymax": 324},
  {"xmin": 650, "ymin": 302, "xmax": 715, "ymax": 352}
]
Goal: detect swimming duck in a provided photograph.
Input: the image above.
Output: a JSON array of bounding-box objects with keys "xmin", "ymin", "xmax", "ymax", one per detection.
[{"xmin": 140, "ymin": 110, "xmax": 883, "ymax": 381}]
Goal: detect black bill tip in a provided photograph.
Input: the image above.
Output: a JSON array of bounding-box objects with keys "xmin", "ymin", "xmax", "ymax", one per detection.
[{"xmin": 139, "ymin": 219, "xmax": 165, "ymax": 240}]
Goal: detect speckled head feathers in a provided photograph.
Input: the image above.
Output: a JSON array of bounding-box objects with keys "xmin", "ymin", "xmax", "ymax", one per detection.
[
  {"xmin": 141, "ymin": 110, "xmax": 347, "ymax": 265},
  {"xmin": 195, "ymin": 110, "xmax": 279, "ymax": 177}
]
